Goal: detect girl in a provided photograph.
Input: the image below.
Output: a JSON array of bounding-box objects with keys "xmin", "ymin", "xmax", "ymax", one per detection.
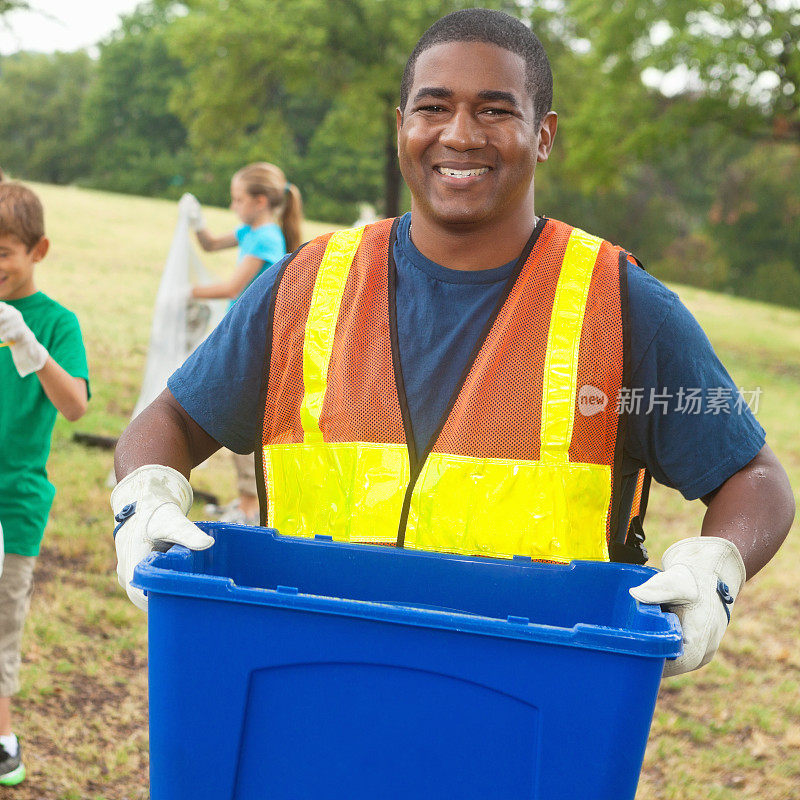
[
  {"xmin": 185, "ymin": 162, "xmax": 303, "ymax": 302},
  {"xmin": 180, "ymin": 163, "xmax": 304, "ymax": 525}
]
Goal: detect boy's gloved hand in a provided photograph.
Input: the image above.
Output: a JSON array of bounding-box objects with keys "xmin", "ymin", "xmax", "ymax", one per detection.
[
  {"xmin": 0, "ymin": 302, "xmax": 49, "ymax": 377},
  {"xmin": 178, "ymin": 192, "xmax": 206, "ymax": 231},
  {"xmin": 630, "ymin": 536, "xmax": 746, "ymax": 677},
  {"xmin": 111, "ymin": 464, "xmax": 214, "ymax": 612}
]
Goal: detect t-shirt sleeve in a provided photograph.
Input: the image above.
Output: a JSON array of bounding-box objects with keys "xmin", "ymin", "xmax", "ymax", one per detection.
[
  {"xmin": 48, "ymin": 309, "xmax": 91, "ymax": 398},
  {"xmin": 235, "ymin": 224, "xmax": 249, "ymax": 245},
  {"xmin": 624, "ymin": 267, "xmax": 765, "ymax": 500},
  {"xmin": 167, "ymin": 253, "xmax": 292, "ymax": 453},
  {"xmin": 237, "ymin": 225, "xmax": 286, "ymax": 265}
]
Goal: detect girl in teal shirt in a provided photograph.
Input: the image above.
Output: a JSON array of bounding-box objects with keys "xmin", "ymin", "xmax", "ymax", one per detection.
[
  {"xmin": 180, "ymin": 162, "xmax": 304, "ymax": 523},
  {"xmin": 185, "ymin": 161, "xmax": 303, "ymax": 302}
]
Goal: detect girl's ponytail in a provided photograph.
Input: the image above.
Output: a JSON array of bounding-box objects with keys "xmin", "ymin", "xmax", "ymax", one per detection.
[{"xmin": 281, "ymin": 183, "xmax": 304, "ymax": 253}]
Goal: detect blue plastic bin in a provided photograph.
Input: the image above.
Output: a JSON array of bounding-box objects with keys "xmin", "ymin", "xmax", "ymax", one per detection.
[{"xmin": 133, "ymin": 523, "xmax": 681, "ymax": 800}]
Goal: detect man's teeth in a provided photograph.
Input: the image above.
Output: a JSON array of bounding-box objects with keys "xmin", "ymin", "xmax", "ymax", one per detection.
[{"xmin": 437, "ymin": 167, "xmax": 489, "ymax": 177}]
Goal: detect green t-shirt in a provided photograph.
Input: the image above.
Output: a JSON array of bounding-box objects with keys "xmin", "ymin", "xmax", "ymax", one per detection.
[{"xmin": 0, "ymin": 292, "xmax": 89, "ymax": 556}]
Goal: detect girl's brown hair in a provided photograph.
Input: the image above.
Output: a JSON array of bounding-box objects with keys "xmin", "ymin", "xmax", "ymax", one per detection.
[
  {"xmin": 232, "ymin": 162, "xmax": 304, "ymax": 252},
  {"xmin": 0, "ymin": 182, "xmax": 45, "ymax": 250}
]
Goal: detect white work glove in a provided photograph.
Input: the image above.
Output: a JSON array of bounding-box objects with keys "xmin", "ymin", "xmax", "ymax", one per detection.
[
  {"xmin": 178, "ymin": 192, "xmax": 206, "ymax": 231},
  {"xmin": 0, "ymin": 301, "xmax": 49, "ymax": 377},
  {"xmin": 630, "ymin": 536, "xmax": 746, "ymax": 677},
  {"xmin": 111, "ymin": 464, "xmax": 214, "ymax": 611}
]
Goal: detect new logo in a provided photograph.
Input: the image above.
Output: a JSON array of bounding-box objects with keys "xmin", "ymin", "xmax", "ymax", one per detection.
[{"xmin": 578, "ymin": 385, "xmax": 608, "ymax": 417}]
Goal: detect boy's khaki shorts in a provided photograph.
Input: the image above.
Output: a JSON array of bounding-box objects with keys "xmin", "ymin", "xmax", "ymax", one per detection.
[{"xmin": 0, "ymin": 553, "xmax": 36, "ymax": 697}]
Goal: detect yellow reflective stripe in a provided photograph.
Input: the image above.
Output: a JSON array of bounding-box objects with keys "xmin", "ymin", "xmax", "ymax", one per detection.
[
  {"xmin": 264, "ymin": 442, "xmax": 410, "ymax": 542},
  {"xmin": 264, "ymin": 447, "xmax": 277, "ymax": 528},
  {"xmin": 540, "ymin": 227, "xmax": 603, "ymax": 463},
  {"xmin": 405, "ymin": 453, "xmax": 610, "ymax": 562},
  {"xmin": 299, "ymin": 226, "xmax": 365, "ymax": 442}
]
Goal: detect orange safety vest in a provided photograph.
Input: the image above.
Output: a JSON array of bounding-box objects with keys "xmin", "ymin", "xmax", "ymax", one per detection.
[{"xmin": 257, "ymin": 217, "xmax": 647, "ymax": 563}]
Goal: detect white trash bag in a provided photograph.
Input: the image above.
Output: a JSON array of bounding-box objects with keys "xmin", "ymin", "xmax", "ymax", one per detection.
[
  {"xmin": 107, "ymin": 204, "xmax": 226, "ymax": 487},
  {"xmin": 132, "ymin": 203, "xmax": 227, "ymax": 420}
]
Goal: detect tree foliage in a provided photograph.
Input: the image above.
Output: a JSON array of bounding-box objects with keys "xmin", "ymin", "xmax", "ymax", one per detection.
[
  {"xmin": 0, "ymin": 51, "xmax": 93, "ymax": 183},
  {"xmin": 0, "ymin": 0, "xmax": 797, "ymax": 307},
  {"xmin": 707, "ymin": 142, "xmax": 800, "ymax": 303},
  {"xmin": 558, "ymin": 0, "xmax": 800, "ymax": 186},
  {"xmin": 526, "ymin": 1, "xmax": 800, "ymax": 296},
  {"xmin": 165, "ymin": 0, "xmax": 519, "ymax": 220},
  {"xmin": 0, "ymin": 1, "xmax": 30, "ymax": 13},
  {"xmin": 79, "ymin": 3, "xmax": 194, "ymax": 197}
]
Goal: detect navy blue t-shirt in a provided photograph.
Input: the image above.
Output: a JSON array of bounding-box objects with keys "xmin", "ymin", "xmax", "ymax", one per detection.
[{"xmin": 169, "ymin": 214, "xmax": 765, "ymax": 501}]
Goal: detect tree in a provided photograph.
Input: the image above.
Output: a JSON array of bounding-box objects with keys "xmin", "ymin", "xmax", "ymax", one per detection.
[
  {"xmin": 524, "ymin": 1, "xmax": 800, "ymax": 303},
  {"xmin": 0, "ymin": 51, "xmax": 94, "ymax": 183},
  {"xmin": 707, "ymin": 142, "xmax": 800, "ymax": 303},
  {"xmin": 300, "ymin": 86, "xmax": 387, "ymax": 222},
  {"xmin": 165, "ymin": 0, "xmax": 520, "ymax": 220},
  {"xmin": 0, "ymin": 1, "xmax": 31, "ymax": 14},
  {"xmin": 80, "ymin": 3, "xmax": 195, "ymax": 198},
  {"xmin": 556, "ymin": 0, "xmax": 800, "ymax": 186}
]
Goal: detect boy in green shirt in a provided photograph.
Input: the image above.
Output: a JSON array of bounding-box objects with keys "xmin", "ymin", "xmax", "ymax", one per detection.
[{"xmin": 0, "ymin": 182, "xmax": 89, "ymax": 786}]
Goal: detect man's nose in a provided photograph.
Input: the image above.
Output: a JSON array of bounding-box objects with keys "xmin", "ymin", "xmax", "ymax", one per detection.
[{"xmin": 439, "ymin": 108, "xmax": 486, "ymax": 150}]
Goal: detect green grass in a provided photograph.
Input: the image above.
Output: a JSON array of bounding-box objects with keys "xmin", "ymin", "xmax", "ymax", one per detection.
[
  {"xmin": 622, "ymin": 289, "xmax": 800, "ymax": 800},
  {"xmin": 10, "ymin": 183, "xmax": 340, "ymax": 800},
  {"xmin": 11, "ymin": 182, "xmax": 800, "ymax": 799}
]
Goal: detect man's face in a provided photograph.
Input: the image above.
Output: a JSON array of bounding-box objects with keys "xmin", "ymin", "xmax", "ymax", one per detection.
[
  {"xmin": 0, "ymin": 234, "xmax": 45, "ymax": 301},
  {"xmin": 397, "ymin": 41, "xmax": 550, "ymax": 232}
]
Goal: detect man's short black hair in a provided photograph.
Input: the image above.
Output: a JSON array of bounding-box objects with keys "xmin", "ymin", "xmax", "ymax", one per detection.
[{"xmin": 400, "ymin": 8, "xmax": 553, "ymax": 123}]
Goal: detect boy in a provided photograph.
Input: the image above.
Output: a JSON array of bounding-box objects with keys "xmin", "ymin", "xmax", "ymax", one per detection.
[{"xmin": 0, "ymin": 182, "xmax": 89, "ymax": 786}]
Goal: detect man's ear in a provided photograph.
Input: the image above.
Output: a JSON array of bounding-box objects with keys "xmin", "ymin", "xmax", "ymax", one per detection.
[
  {"xmin": 31, "ymin": 237, "xmax": 49, "ymax": 261},
  {"xmin": 536, "ymin": 111, "xmax": 558, "ymax": 163}
]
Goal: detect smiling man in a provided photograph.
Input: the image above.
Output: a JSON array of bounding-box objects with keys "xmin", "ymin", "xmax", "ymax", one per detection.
[{"xmin": 112, "ymin": 9, "xmax": 793, "ymax": 678}]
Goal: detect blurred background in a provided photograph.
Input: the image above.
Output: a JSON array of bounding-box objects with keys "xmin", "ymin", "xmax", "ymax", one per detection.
[{"xmin": 1, "ymin": 0, "xmax": 798, "ymax": 305}]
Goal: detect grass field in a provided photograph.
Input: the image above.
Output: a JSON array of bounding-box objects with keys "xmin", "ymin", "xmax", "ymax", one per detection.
[{"xmin": 6, "ymin": 182, "xmax": 799, "ymax": 799}]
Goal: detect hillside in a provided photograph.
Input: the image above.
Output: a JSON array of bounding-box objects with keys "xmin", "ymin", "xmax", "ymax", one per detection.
[{"xmin": 9, "ymin": 183, "xmax": 800, "ymax": 799}]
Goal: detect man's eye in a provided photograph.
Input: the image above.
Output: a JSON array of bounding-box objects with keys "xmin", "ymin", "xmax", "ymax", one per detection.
[
  {"xmin": 483, "ymin": 108, "xmax": 512, "ymax": 116},
  {"xmin": 418, "ymin": 105, "xmax": 446, "ymax": 113}
]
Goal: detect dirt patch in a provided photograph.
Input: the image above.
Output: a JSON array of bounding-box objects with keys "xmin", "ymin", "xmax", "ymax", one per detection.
[{"xmin": 32, "ymin": 548, "xmax": 92, "ymax": 587}]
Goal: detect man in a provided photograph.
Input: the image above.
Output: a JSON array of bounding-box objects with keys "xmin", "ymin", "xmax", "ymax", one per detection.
[{"xmin": 112, "ymin": 9, "xmax": 793, "ymax": 677}]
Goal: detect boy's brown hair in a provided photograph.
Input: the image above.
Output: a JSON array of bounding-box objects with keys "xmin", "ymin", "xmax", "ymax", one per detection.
[{"xmin": 0, "ymin": 182, "xmax": 46, "ymax": 251}]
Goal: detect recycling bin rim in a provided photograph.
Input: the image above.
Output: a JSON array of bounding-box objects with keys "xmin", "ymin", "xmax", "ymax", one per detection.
[{"xmin": 133, "ymin": 523, "xmax": 682, "ymax": 660}]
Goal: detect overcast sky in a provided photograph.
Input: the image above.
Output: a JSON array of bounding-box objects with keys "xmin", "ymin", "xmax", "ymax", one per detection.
[{"xmin": 0, "ymin": 0, "xmax": 142, "ymax": 55}]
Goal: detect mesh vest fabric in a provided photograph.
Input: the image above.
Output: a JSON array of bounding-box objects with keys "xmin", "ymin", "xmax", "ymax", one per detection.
[
  {"xmin": 261, "ymin": 222, "xmax": 407, "ymax": 543},
  {"xmin": 260, "ymin": 218, "xmax": 627, "ymax": 562}
]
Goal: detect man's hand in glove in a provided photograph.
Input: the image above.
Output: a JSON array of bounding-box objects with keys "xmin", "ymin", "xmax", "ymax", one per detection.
[
  {"xmin": 630, "ymin": 536, "xmax": 746, "ymax": 677},
  {"xmin": 111, "ymin": 464, "xmax": 214, "ymax": 611},
  {"xmin": 0, "ymin": 301, "xmax": 49, "ymax": 377}
]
